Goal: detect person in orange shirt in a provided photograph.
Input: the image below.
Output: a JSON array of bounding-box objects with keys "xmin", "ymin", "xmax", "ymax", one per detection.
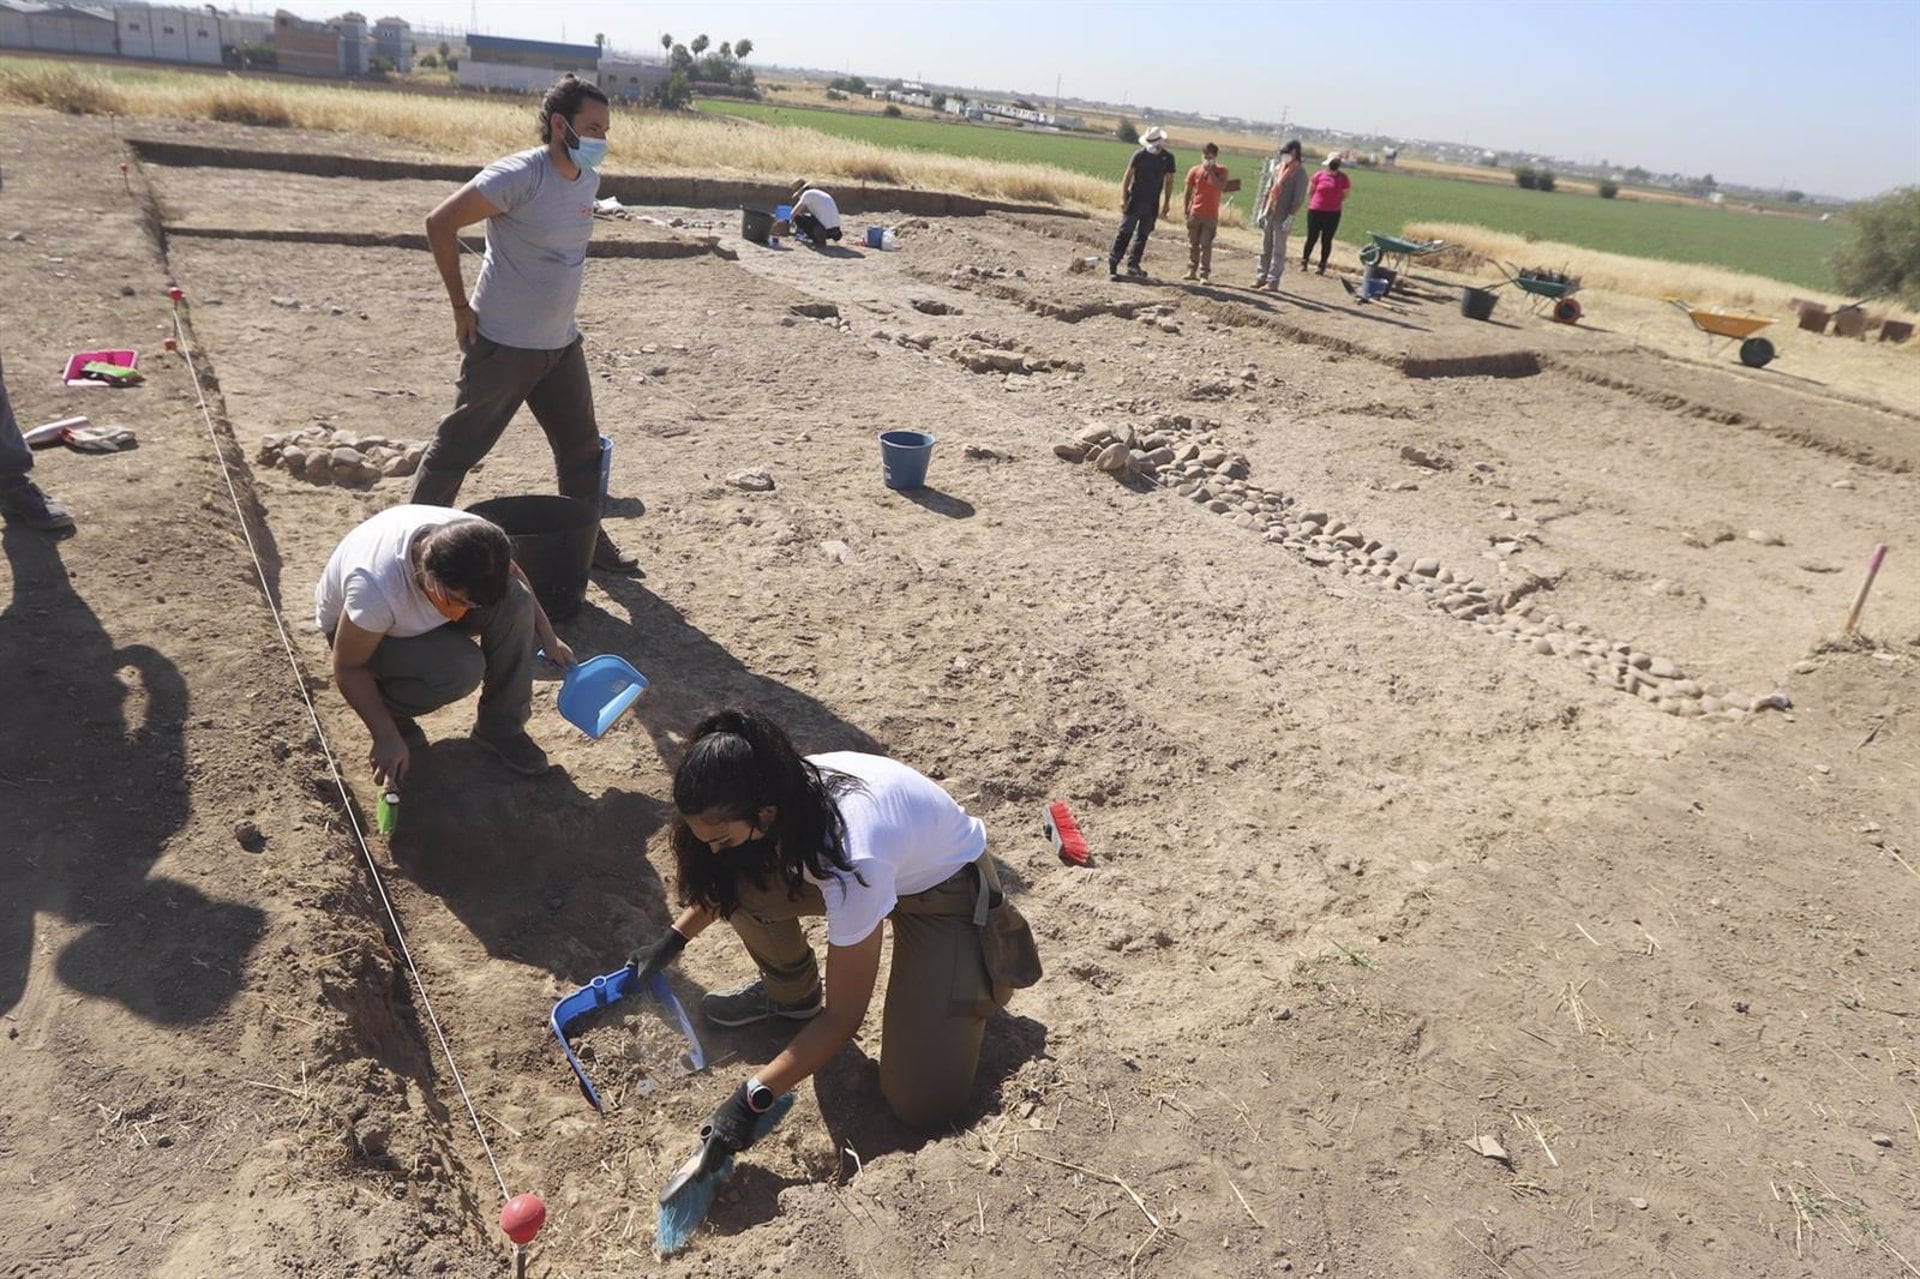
[{"xmin": 1182, "ymin": 142, "xmax": 1229, "ymax": 282}]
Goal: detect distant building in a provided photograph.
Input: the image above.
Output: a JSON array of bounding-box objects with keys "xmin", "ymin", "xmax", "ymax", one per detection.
[
  {"xmin": 370, "ymin": 13, "xmax": 408, "ymax": 71},
  {"xmin": 334, "ymin": 9, "xmax": 365, "ymax": 75},
  {"xmin": 596, "ymin": 57, "xmax": 666, "ymax": 100},
  {"xmin": 113, "ymin": 3, "xmax": 223, "ymax": 63},
  {"xmin": 273, "ymin": 7, "xmax": 341, "ymax": 76},
  {"xmin": 458, "ymin": 32, "xmax": 597, "ymax": 93},
  {"xmin": 0, "ymin": 1, "xmax": 118, "ymax": 56}
]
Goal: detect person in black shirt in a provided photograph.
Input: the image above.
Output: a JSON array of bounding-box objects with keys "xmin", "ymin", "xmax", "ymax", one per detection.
[{"xmin": 1109, "ymin": 127, "xmax": 1177, "ymax": 280}]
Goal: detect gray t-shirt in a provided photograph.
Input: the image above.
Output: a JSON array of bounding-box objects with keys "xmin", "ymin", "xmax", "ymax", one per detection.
[{"xmin": 469, "ymin": 148, "xmax": 599, "ymax": 351}]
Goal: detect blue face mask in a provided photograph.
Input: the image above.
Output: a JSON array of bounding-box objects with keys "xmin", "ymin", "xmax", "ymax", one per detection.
[{"xmin": 563, "ymin": 121, "xmax": 607, "ymax": 172}]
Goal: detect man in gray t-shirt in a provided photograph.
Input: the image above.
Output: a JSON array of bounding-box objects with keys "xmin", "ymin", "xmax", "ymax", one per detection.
[{"xmin": 410, "ymin": 74, "xmax": 639, "ymax": 574}]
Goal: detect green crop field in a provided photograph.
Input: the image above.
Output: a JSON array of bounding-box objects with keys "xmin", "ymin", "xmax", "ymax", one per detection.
[{"xmin": 699, "ymin": 100, "xmax": 1843, "ymax": 290}]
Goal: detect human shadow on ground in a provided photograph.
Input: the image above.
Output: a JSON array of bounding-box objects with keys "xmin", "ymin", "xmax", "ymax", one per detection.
[
  {"xmin": 0, "ymin": 525, "xmax": 264, "ymax": 1023},
  {"xmin": 807, "ymin": 1012, "xmax": 1051, "ymax": 1167},
  {"xmin": 390, "ymin": 574, "xmax": 884, "ymax": 984}
]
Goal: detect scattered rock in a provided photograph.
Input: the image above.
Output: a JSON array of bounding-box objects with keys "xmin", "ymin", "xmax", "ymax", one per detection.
[
  {"xmin": 1747, "ymin": 529, "xmax": 1786, "ymax": 547},
  {"xmin": 4, "ymin": 231, "xmax": 25, "ymax": 242},
  {"xmin": 1871, "ymin": 1133, "xmax": 1894, "ymax": 1148},
  {"xmin": 1831, "ymin": 479, "xmax": 1857, "ymax": 489},
  {"xmin": 1468, "ymin": 1135, "xmax": 1510, "ymax": 1164},
  {"xmin": 1095, "ymin": 442, "xmax": 1131, "ymax": 474},
  {"xmin": 1791, "ymin": 660, "xmax": 1817, "ymax": 675},
  {"xmin": 910, "ymin": 297, "xmax": 960, "ymax": 316},
  {"xmin": 818, "ymin": 540, "xmax": 851, "ymax": 565},
  {"xmin": 1797, "ymin": 561, "xmax": 1840, "ymax": 574},
  {"xmin": 1400, "ymin": 445, "xmax": 1452, "ymax": 471},
  {"xmin": 1629, "ymin": 1197, "xmax": 1649, "ymax": 1211},
  {"xmin": 1531, "ymin": 637, "xmax": 1555, "ymax": 655},
  {"xmin": 1053, "ymin": 442, "xmax": 1088, "ymax": 462},
  {"xmin": 231, "ymin": 819, "xmax": 264, "ymax": 850},
  {"xmin": 1413, "ymin": 558, "xmax": 1440, "ymax": 577},
  {"xmin": 270, "ymin": 295, "xmax": 299, "ymax": 309},
  {"xmin": 1732, "ymin": 1000, "xmax": 1750, "ymax": 1014},
  {"xmin": 965, "ymin": 444, "xmax": 1015, "ymax": 462},
  {"xmin": 1681, "ymin": 522, "xmax": 1737, "ymax": 548},
  {"xmin": 1648, "ymin": 656, "xmax": 1680, "ymax": 679},
  {"xmin": 788, "ymin": 301, "xmax": 839, "ymax": 319},
  {"xmin": 726, "ymin": 468, "xmax": 775, "ymax": 492}
]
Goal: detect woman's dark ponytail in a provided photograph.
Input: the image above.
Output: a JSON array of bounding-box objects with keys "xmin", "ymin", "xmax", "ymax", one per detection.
[{"xmin": 670, "ymin": 709, "xmax": 862, "ymax": 917}]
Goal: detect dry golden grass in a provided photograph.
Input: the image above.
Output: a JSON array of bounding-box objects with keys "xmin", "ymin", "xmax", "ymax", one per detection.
[
  {"xmin": 0, "ymin": 60, "xmax": 1108, "ymax": 208},
  {"xmin": 1406, "ymin": 220, "xmax": 1920, "ymax": 330}
]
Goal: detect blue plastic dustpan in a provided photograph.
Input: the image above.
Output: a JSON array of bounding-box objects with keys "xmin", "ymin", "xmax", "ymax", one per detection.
[
  {"xmin": 550, "ymin": 966, "xmax": 707, "ymax": 1113},
  {"xmin": 556, "ymin": 654, "xmax": 649, "ymax": 739}
]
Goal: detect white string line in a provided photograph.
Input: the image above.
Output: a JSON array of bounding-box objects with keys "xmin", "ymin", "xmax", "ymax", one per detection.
[{"xmin": 168, "ymin": 299, "xmax": 512, "ymax": 1203}]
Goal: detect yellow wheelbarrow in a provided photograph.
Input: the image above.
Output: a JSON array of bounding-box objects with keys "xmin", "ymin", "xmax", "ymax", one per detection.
[{"xmin": 1667, "ymin": 298, "xmax": 1778, "ymax": 367}]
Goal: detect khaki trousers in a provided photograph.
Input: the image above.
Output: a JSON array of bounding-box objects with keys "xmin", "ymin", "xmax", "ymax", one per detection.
[
  {"xmin": 351, "ymin": 577, "xmax": 538, "ymax": 737},
  {"xmin": 728, "ymin": 859, "xmax": 998, "ymax": 1128},
  {"xmin": 410, "ymin": 334, "xmax": 604, "ymax": 512},
  {"xmin": 1186, "ymin": 217, "xmax": 1218, "ymax": 276}
]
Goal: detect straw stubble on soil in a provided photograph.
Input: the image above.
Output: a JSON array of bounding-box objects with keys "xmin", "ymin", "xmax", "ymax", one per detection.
[{"xmin": 4, "ymin": 109, "xmax": 1918, "ymax": 1279}]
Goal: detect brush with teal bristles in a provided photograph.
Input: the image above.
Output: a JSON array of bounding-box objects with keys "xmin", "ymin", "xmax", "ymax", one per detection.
[{"xmin": 655, "ymin": 1093, "xmax": 796, "ymax": 1257}]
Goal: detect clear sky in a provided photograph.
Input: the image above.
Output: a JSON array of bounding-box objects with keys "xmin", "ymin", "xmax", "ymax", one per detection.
[{"xmin": 365, "ymin": 0, "xmax": 1919, "ymax": 200}]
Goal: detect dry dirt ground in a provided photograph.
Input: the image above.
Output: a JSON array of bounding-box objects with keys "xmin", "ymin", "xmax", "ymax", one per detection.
[{"xmin": 3, "ymin": 110, "xmax": 1918, "ymax": 1279}]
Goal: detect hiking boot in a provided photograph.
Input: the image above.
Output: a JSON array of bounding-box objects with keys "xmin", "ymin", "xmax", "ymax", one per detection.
[
  {"xmin": 1198, "ymin": 272, "xmax": 1211, "ymax": 283},
  {"xmin": 0, "ymin": 481, "xmax": 74, "ymax": 531},
  {"xmin": 471, "ymin": 729, "xmax": 549, "ymax": 776},
  {"xmin": 1250, "ymin": 277, "xmax": 1267, "ymax": 290},
  {"xmin": 1315, "ymin": 264, "xmax": 1326, "ymax": 276},
  {"xmin": 1107, "ymin": 261, "xmax": 1120, "ymax": 281},
  {"xmin": 591, "ymin": 530, "xmax": 641, "ymax": 575},
  {"xmin": 1125, "ymin": 264, "xmax": 1148, "ymax": 278},
  {"xmin": 701, "ymin": 978, "xmax": 822, "ymax": 1028},
  {"xmin": 1183, "ymin": 268, "xmax": 1199, "ymax": 281}
]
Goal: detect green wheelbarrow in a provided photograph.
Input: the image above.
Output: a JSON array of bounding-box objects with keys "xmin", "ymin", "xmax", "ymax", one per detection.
[
  {"xmin": 1493, "ymin": 262, "xmax": 1584, "ymax": 323},
  {"xmin": 1357, "ymin": 231, "xmax": 1446, "ymax": 274}
]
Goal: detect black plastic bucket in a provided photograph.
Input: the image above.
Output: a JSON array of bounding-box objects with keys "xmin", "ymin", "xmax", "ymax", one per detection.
[
  {"xmin": 741, "ymin": 207, "xmax": 774, "ymax": 246},
  {"xmin": 1460, "ymin": 286, "xmax": 1498, "ymax": 321},
  {"xmin": 1363, "ymin": 264, "xmax": 1397, "ymax": 292},
  {"xmin": 466, "ymin": 495, "xmax": 598, "ymax": 622}
]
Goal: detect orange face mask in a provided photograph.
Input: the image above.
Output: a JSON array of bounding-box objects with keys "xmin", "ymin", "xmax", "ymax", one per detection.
[{"xmin": 424, "ymin": 580, "xmax": 469, "ymax": 621}]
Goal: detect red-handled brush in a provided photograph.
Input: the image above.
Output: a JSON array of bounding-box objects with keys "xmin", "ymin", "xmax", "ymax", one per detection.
[{"xmin": 1045, "ymin": 800, "xmax": 1091, "ymax": 866}]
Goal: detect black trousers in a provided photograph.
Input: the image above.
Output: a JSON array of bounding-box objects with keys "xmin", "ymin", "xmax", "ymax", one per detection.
[
  {"xmin": 1301, "ymin": 209, "xmax": 1342, "ymax": 268},
  {"xmin": 793, "ymin": 211, "xmax": 841, "ymax": 244},
  {"xmin": 1109, "ymin": 208, "xmax": 1158, "ymax": 270}
]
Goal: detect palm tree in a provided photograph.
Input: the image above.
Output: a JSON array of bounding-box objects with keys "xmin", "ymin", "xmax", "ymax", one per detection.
[
  {"xmin": 690, "ymin": 34, "xmax": 709, "ymax": 54},
  {"xmin": 734, "ymin": 38, "xmax": 752, "ymax": 59},
  {"xmin": 660, "ymin": 32, "xmax": 672, "ymax": 52},
  {"xmin": 719, "ymin": 41, "xmax": 731, "ymax": 59},
  {"xmin": 594, "ymin": 33, "xmax": 604, "ymax": 51}
]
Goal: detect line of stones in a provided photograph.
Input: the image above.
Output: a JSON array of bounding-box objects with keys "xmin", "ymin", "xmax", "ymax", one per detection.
[{"xmin": 1059, "ymin": 422, "xmax": 1778, "ymax": 720}]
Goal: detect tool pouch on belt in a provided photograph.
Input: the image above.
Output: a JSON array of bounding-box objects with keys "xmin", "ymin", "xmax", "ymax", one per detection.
[{"xmin": 970, "ymin": 853, "xmax": 1042, "ymax": 1004}]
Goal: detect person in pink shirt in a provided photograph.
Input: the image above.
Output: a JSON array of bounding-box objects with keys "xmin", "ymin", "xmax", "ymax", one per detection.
[{"xmin": 1300, "ymin": 153, "xmax": 1352, "ymax": 275}]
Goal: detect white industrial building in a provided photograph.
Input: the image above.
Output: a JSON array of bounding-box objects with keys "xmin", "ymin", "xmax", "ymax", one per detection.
[{"xmin": 0, "ymin": 1, "xmax": 118, "ymax": 56}]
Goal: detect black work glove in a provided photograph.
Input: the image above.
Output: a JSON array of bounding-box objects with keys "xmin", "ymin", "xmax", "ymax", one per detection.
[
  {"xmin": 703, "ymin": 1080, "xmax": 771, "ymax": 1154},
  {"xmin": 626, "ymin": 927, "xmax": 687, "ymax": 983}
]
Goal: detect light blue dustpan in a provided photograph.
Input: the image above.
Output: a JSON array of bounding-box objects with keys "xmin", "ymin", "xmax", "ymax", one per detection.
[{"xmin": 555, "ymin": 654, "xmax": 649, "ymax": 739}]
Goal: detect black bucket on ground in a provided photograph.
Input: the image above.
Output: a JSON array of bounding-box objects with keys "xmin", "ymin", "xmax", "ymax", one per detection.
[
  {"xmin": 741, "ymin": 207, "xmax": 774, "ymax": 245},
  {"xmin": 1460, "ymin": 286, "xmax": 1499, "ymax": 321},
  {"xmin": 466, "ymin": 495, "xmax": 598, "ymax": 622}
]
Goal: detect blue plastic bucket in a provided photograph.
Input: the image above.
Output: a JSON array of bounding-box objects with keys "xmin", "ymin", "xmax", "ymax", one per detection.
[
  {"xmin": 865, "ymin": 225, "xmax": 886, "ymax": 249},
  {"xmin": 879, "ymin": 430, "xmax": 935, "ymax": 490},
  {"xmin": 774, "ymin": 202, "xmax": 793, "ymax": 224},
  {"xmin": 1362, "ymin": 274, "xmax": 1392, "ymax": 300}
]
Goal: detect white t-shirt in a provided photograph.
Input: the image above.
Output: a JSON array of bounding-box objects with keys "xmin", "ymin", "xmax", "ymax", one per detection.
[
  {"xmin": 807, "ymin": 752, "xmax": 987, "ymax": 947},
  {"xmin": 314, "ymin": 505, "xmax": 483, "ymax": 639},
  {"xmin": 791, "ymin": 188, "xmax": 841, "ymax": 232}
]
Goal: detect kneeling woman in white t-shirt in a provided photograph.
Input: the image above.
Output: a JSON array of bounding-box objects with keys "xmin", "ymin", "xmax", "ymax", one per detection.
[{"xmin": 630, "ymin": 707, "xmax": 1009, "ymax": 1148}]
